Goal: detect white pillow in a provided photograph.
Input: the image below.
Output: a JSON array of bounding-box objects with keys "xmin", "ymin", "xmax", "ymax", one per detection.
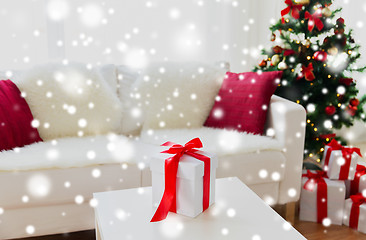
[
  {"xmin": 17, "ymin": 62, "xmax": 123, "ymax": 140},
  {"xmin": 133, "ymin": 62, "xmax": 226, "ymax": 131},
  {"xmin": 98, "ymin": 64, "xmax": 118, "ymax": 93},
  {"xmin": 116, "ymin": 65, "xmax": 141, "ymax": 135}
]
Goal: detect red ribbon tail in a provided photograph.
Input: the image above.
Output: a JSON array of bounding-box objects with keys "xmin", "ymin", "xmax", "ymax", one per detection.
[
  {"xmin": 151, "ymin": 157, "xmax": 179, "ymax": 222},
  {"xmin": 315, "ymin": 18, "xmax": 324, "ymax": 31},
  {"xmin": 317, "ymin": 180, "xmax": 328, "ymax": 223},
  {"xmin": 281, "ymin": 7, "xmax": 290, "ymax": 17},
  {"xmin": 351, "ymin": 176, "xmax": 360, "ymax": 196},
  {"xmin": 349, "ymin": 203, "xmax": 360, "ymax": 229}
]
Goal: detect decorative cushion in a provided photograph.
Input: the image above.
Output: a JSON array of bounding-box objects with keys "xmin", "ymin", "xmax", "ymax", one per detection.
[
  {"xmin": 0, "ymin": 80, "xmax": 42, "ymax": 151},
  {"xmin": 204, "ymin": 71, "xmax": 282, "ymax": 135},
  {"xmin": 98, "ymin": 64, "xmax": 118, "ymax": 93},
  {"xmin": 133, "ymin": 62, "xmax": 226, "ymax": 131},
  {"xmin": 17, "ymin": 62, "xmax": 123, "ymax": 140}
]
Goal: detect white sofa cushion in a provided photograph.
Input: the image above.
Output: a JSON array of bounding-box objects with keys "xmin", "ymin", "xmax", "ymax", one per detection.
[
  {"xmin": 17, "ymin": 62, "xmax": 123, "ymax": 140},
  {"xmin": 0, "ymin": 135, "xmax": 160, "ymax": 171},
  {"xmin": 140, "ymin": 127, "xmax": 282, "ymax": 156},
  {"xmin": 0, "ymin": 163, "xmax": 141, "ymax": 209},
  {"xmin": 133, "ymin": 62, "xmax": 226, "ymax": 131}
]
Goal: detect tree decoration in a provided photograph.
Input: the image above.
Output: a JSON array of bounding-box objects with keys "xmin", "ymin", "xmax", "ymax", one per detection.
[
  {"xmin": 254, "ymin": 0, "xmax": 366, "ymax": 160},
  {"xmin": 304, "ymin": 10, "xmax": 324, "ymax": 32},
  {"xmin": 303, "ymin": 39, "xmax": 311, "ymax": 47},
  {"xmin": 259, "ymin": 60, "xmax": 267, "ymax": 68},
  {"xmin": 314, "ymin": 51, "xmax": 327, "ymax": 62},
  {"xmin": 325, "ymin": 106, "xmax": 336, "ymax": 116},
  {"xmin": 281, "ymin": 0, "xmax": 302, "ymax": 21},
  {"xmin": 350, "ymin": 98, "xmax": 360, "ymax": 107},
  {"xmin": 273, "ymin": 46, "xmax": 284, "ymax": 54},
  {"xmin": 271, "ymin": 54, "xmax": 281, "ymax": 66},
  {"xmin": 278, "ymin": 61, "xmax": 288, "ymax": 70},
  {"xmin": 294, "ymin": 0, "xmax": 310, "ymax": 5},
  {"xmin": 302, "ymin": 63, "xmax": 315, "ymax": 81},
  {"xmin": 271, "ymin": 33, "xmax": 276, "ymax": 42},
  {"xmin": 322, "ymin": 7, "xmax": 332, "ymax": 17},
  {"xmin": 327, "ymin": 46, "xmax": 338, "ymax": 55}
]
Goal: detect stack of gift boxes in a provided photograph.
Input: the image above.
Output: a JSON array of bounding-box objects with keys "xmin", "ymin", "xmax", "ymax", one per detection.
[{"xmin": 300, "ymin": 139, "xmax": 366, "ymax": 233}]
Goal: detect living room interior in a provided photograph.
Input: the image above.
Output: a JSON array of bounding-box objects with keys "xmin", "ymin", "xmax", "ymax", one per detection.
[{"xmin": 1, "ymin": 0, "xmax": 366, "ymax": 239}]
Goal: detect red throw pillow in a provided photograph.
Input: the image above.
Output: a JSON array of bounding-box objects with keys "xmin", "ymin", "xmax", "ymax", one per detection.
[
  {"xmin": 0, "ymin": 80, "xmax": 42, "ymax": 151},
  {"xmin": 204, "ymin": 71, "xmax": 282, "ymax": 135}
]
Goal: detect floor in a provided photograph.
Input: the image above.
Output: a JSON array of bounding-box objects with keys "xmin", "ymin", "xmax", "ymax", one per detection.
[{"xmin": 19, "ymin": 219, "xmax": 366, "ymax": 240}]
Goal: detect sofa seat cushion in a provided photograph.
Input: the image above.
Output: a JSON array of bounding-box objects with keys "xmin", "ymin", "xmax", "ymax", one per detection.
[
  {"xmin": 140, "ymin": 127, "xmax": 283, "ymax": 157},
  {"xmin": 0, "ymin": 135, "xmax": 160, "ymax": 171},
  {"xmin": 215, "ymin": 150, "xmax": 286, "ymax": 185}
]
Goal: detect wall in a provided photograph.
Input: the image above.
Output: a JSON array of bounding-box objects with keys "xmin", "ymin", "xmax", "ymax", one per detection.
[{"xmin": 0, "ymin": 0, "xmax": 365, "ymax": 85}]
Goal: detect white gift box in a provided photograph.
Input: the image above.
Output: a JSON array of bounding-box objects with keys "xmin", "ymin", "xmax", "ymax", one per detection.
[
  {"xmin": 150, "ymin": 150, "xmax": 218, "ymax": 218},
  {"xmin": 346, "ymin": 162, "xmax": 366, "ymax": 198},
  {"xmin": 322, "ymin": 145, "xmax": 359, "ymax": 180},
  {"xmin": 343, "ymin": 198, "xmax": 366, "ymax": 233},
  {"xmin": 299, "ymin": 172, "xmax": 346, "ymax": 225}
]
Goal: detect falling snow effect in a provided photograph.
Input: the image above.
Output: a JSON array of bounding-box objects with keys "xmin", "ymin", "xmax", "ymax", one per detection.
[{"xmin": 1, "ymin": 0, "xmax": 366, "ymax": 239}]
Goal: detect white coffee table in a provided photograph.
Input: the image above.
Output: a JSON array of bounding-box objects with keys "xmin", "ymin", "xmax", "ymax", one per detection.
[{"xmin": 93, "ymin": 177, "xmax": 305, "ymax": 239}]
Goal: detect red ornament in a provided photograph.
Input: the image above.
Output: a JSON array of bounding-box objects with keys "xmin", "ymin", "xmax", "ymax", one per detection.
[
  {"xmin": 302, "ymin": 63, "xmax": 315, "ymax": 81},
  {"xmin": 347, "ymin": 105, "xmax": 358, "ymax": 116},
  {"xmin": 314, "ymin": 51, "xmax": 327, "ymax": 62},
  {"xmin": 325, "ymin": 106, "xmax": 336, "ymax": 115},
  {"xmin": 350, "ymin": 98, "xmax": 360, "ymax": 107},
  {"xmin": 273, "ymin": 46, "xmax": 284, "ymax": 54}
]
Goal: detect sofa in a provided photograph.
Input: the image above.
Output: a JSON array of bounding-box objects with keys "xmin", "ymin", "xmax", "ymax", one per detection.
[{"xmin": 0, "ymin": 62, "xmax": 306, "ymax": 239}]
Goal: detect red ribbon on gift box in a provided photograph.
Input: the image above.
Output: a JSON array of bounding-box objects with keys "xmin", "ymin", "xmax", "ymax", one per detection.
[
  {"xmin": 302, "ymin": 170, "xmax": 328, "ymax": 223},
  {"xmin": 323, "ymin": 139, "xmax": 362, "ymax": 180},
  {"xmin": 150, "ymin": 138, "xmax": 211, "ymax": 222},
  {"xmin": 350, "ymin": 165, "xmax": 366, "ymax": 196},
  {"xmin": 349, "ymin": 193, "xmax": 366, "ymax": 229}
]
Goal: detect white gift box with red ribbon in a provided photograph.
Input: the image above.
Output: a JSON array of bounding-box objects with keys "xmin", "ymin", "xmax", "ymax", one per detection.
[
  {"xmin": 345, "ymin": 162, "xmax": 366, "ymax": 198},
  {"xmin": 299, "ymin": 170, "xmax": 345, "ymax": 225},
  {"xmin": 343, "ymin": 195, "xmax": 366, "ymax": 234},
  {"xmin": 322, "ymin": 141, "xmax": 361, "ymax": 180},
  {"xmin": 150, "ymin": 138, "xmax": 218, "ymax": 221}
]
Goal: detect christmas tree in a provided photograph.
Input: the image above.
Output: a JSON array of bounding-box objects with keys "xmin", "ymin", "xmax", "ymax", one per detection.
[{"xmin": 255, "ymin": 0, "xmax": 366, "ymax": 162}]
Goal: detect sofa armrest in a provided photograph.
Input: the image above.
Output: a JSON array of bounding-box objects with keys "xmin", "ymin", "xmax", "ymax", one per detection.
[{"xmin": 266, "ymin": 95, "xmax": 306, "ymax": 204}]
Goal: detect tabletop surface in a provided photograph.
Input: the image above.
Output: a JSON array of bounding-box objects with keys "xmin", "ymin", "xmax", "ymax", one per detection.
[{"xmin": 93, "ymin": 177, "xmax": 305, "ymax": 240}]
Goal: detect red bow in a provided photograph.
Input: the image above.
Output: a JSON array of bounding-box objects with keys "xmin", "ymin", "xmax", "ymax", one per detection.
[
  {"xmin": 150, "ymin": 138, "xmax": 211, "ymax": 222},
  {"xmin": 281, "ymin": 0, "xmax": 302, "ymax": 23},
  {"xmin": 350, "ymin": 193, "xmax": 366, "ymax": 229},
  {"xmin": 302, "ymin": 170, "xmax": 328, "ymax": 223},
  {"xmin": 302, "ymin": 63, "xmax": 315, "ymax": 81},
  {"xmin": 323, "ymin": 139, "xmax": 362, "ymax": 180},
  {"xmin": 305, "ymin": 10, "xmax": 324, "ymax": 32},
  {"xmin": 350, "ymin": 165, "xmax": 366, "ymax": 196},
  {"xmin": 339, "ymin": 78, "xmax": 354, "ymax": 86}
]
